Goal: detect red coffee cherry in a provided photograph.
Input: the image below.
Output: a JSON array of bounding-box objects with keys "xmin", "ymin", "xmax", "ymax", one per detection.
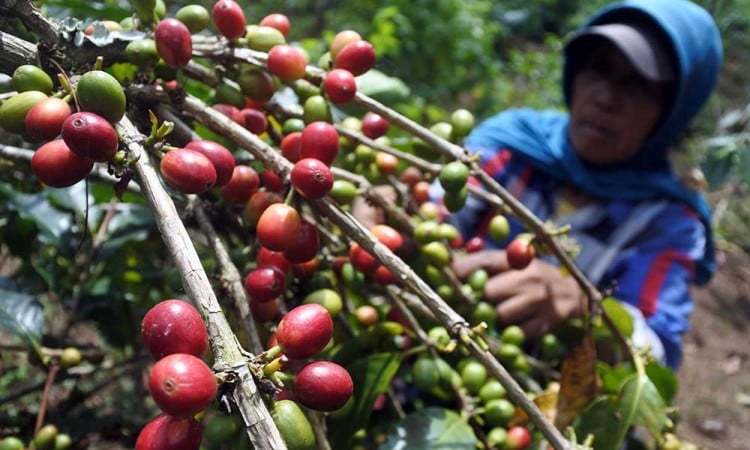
[
  {"xmin": 323, "ymin": 68, "xmax": 357, "ymax": 104},
  {"xmin": 212, "ymin": 0, "xmax": 246, "ymax": 40},
  {"xmin": 267, "ymin": 44, "xmax": 308, "ymax": 81},
  {"xmin": 240, "ymin": 108, "xmax": 268, "ymax": 134},
  {"xmin": 148, "ymin": 353, "xmax": 217, "ymax": 416},
  {"xmin": 280, "ymin": 131, "xmax": 302, "ymax": 163},
  {"xmin": 244, "ymin": 266, "xmax": 286, "ymax": 303},
  {"xmin": 361, "ymin": 112, "xmax": 389, "ymax": 139},
  {"xmin": 256, "ymin": 203, "xmax": 301, "ymax": 252},
  {"xmin": 330, "ymin": 29, "xmax": 361, "ymax": 60},
  {"xmin": 250, "ymin": 296, "xmax": 281, "ymax": 322},
  {"xmin": 24, "ymin": 97, "xmax": 72, "ymax": 142},
  {"xmin": 62, "ymin": 111, "xmax": 118, "ymax": 162},
  {"xmin": 135, "ymin": 413, "xmax": 202, "ymax": 450},
  {"xmin": 260, "ymin": 168, "xmax": 285, "ymax": 192},
  {"xmin": 184, "ymin": 140, "xmax": 235, "ymax": 187},
  {"xmin": 506, "ymin": 236, "xmax": 536, "ymax": 270},
  {"xmin": 259, "ymin": 13, "xmax": 290, "ymax": 36},
  {"xmin": 293, "ymin": 361, "xmax": 354, "ymax": 412},
  {"xmin": 31, "ymin": 139, "xmax": 93, "ymax": 188},
  {"xmin": 334, "ymin": 40, "xmax": 376, "ymax": 76},
  {"xmin": 154, "ymin": 18, "xmax": 193, "ymax": 68},
  {"xmin": 290, "ymin": 158, "xmax": 334, "ymax": 199},
  {"xmin": 256, "ymin": 246, "xmax": 291, "ymax": 274},
  {"xmin": 141, "ymin": 299, "xmax": 208, "ymax": 359},
  {"xmin": 275, "ymin": 303, "xmax": 333, "ymax": 359},
  {"xmin": 300, "ymin": 121, "xmax": 339, "ymax": 166},
  {"xmin": 220, "ymin": 165, "xmax": 259, "ymax": 204},
  {"xmin": 160, "ymin": 148, "xmax": 217, "ymax": 194},
  {"xmin": 282, "ymin": 220, "xmax": 320, "ymax": 264}
]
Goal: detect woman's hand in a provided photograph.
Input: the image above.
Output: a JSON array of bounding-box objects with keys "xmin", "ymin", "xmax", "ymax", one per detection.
[{"xmin": 452, "ymin": 250, "xmax": 586, "ymax": 338}]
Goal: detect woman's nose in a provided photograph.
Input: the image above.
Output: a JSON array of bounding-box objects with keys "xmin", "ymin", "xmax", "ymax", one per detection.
[{"xmin": 592, "ymin": 77, "xmax": 621, "ymax": 110}]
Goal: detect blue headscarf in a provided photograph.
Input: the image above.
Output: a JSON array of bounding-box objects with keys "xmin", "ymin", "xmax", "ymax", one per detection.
[{"xmin": 466, "ymin": 0, "xmax": 722, "ymax": 284}]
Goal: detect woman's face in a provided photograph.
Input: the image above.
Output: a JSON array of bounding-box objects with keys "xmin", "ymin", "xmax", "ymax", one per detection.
[{"xmin": 568, "ymin": 42, "xmax": 668, "ymax": 166}]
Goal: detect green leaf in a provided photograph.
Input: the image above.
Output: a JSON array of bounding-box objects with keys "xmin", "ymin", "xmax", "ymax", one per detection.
[
  {"xmin": 700, "ymin": 143, "xmax": 738, "ymax": 188},
  {"xmin": 598, "ymin": 361, "xmax": 634, "ymax": 394},
  {"xmin": 0, "ymin": 280, "xmax": 44, "ymax": 356},
  {"xmin": 576, "ymin": 365, "xmax": 669, "ymax": 449},
  {"xmin": 645, "ymin": 362, "xmax": 679, "ymax": 404},
  {"xmin": 622, "ymin": 373, "xmax": 668, "ymax": 438},
  {"xmin": 0, "ymin": 183, "xmax": 73, "ymax": 245},
  {"xmin": 378, "ymin": 407, "xmax": 478, "ymax": 450},
  {"xmin": 328, "ymin": 352, "xmax": 402, "ymax": 449},
  {"xmin": 356, "ymin": 69, "xmax": 410, "ymax": 104},
  {"xmin": 47, "ymin": 181, "xmax": 90, "ymax": 217},
  {"xmin": 90, "ymin": 203, "xmax": 154, "ymax": 260},
  {"xmin": 736, "ymin": 141, "xmax": 750, "ymax": 188},
  {"xmin": 600, "ymin": 297, "xmax": 634, "ymax": 337},
  {"xmin": 574, "ymin": 395, "xmax": 625, "ymax": 450}
]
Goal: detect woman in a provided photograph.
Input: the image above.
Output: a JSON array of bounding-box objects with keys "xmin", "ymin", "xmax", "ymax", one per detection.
[{"xmin": 445, "ymin": 0, "xmax": 722, "ymax": 369}]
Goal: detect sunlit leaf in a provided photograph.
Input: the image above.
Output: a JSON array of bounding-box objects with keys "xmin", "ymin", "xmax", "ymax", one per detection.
[
  {"xmin": 47, "ymin": 182, "xmax": 90, "ymax": 218},
  {"xmin": 515, "ymin": 380, "xmax": 559, "ymax": 424},
  {"xmin": 378, "ymin": 407, "xmax": 477, "ymax": 450},
  {"xmin": 600, "ymin": 297, "xmax": 634, "ymax": 338},
  {"xmin": 622, "ymin": 373, "xmax": 668, "ymax": 438},
  {"xmin": 0, "ymin": 279, "xmax": 44, "ymax": 356},
  {"xmin": 356, "ymin": 69, "xmax": 411, "ymax": 104},
  {"xmin": 0, "ymin": 183, "xmax": 72, "ymax": 244},
  {"xmin": 577, "ymin": 364, "xmax": 669, "ymax": 449}
]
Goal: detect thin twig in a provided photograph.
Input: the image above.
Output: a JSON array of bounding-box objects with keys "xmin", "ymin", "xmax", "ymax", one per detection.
[{"xmin": 34, "ymin": 363, "xmax": 60, "ymax": 434}]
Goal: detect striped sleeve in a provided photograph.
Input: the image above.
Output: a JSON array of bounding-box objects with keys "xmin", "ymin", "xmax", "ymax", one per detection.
[{"xmin": 604, "ymin": 204, "xmax": 707, "ymax": 369}]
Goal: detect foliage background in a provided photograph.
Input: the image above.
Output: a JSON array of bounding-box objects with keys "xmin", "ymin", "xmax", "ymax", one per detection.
[{"xmin": 1, "ymin": 0, "xmax": 749, "ymax": 448}]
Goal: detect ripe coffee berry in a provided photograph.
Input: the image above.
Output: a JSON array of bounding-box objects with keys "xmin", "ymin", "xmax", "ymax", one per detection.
[
  {"xmin": 160, "ymin": 148, "xmax": 217, "ymax": 194},
  {"xmin": 267, "ymin": 44, "xmax": 308, "ymax": 81},
  {"xmin": 141, "ymin": 299, "xmax": 208, "ymax": 359},
  {"xmin": 290, "ymin": 158, "xmax": 334, "ymax": 199},
  {"xmin": 154, "ymin": 19, "xmax": 193, "ymax": 68},
  {"xmin": 260, "ymin": 168, "xmax": 285, "ymax": 192},
  {"xmin": 212, "ymin": 0, "xmax": 246, "ymax": 40},
  {"xmin": 31, "ymin": 139, "xmax": 93, "ymax": 188},
  {"xmin": 244, "ymin": 266, "xmax": 286, "ymax": 302},
  {"xmin": 184, "ymin": 140, "xmax": 235, "ymax": 187},
  {"xmin": 135, "ymin": 413, "xmax": 202, "ymax": 450},
  {"xmin": 220, "ymin": 165, "xmax": 260, "ymax": 204},
  {"xmin": 334, "ymin": 40, "xmax": 376, "ymax": 76},
  {"xmin": 280, "ymin": 131, "xmax": 302, "ymax": 163},
  {"xmin": 275, "ymin": 303, "xmax": 333, "ymax": 359},
  {"xmin": 361, "ymin": 112, "xmax": 389, "ymax": 139},
  {"xmin": 300, "ymin": 121, "xmax": 339, "ymax": 166},
  {"xmin": 282, "ymin": 220, "xmax": 320, "ymax": 264},
  {"xmin": 256, "ymin": 203, "xmax": 301, "ymax": 252},
  {"xmin": 323, "ymin": 68, "xmax": 357, "ymax": 104},
  {"xmin": 62, "ymin": 111, "xmax": 118, "ymax": 162},
  {"xmin": 293, "ymin": 361, "xmax": 354, "ymax": 411},
  {"xmin": 24, "ymin": 97, "xmax": 71, "ymax": 142},
  {"xmin": 148, "ymin": 353, "xmax": 217, "ymax": 416},
  {"xmin": 259, "ymin": 13, "xmax": 290, "ymax": 36},
  {"xmin": 240, "ymin": 108, "xmax": 268, "ymax": 134},
  {"xmin": 506, "ymin": 236, "xmax": 536, "ymax": 270}
]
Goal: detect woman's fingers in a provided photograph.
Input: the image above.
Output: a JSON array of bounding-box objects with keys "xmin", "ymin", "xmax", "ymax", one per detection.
[{"xmin": 451, "ymin": 250, "xmax": 509, "ymax": 279}]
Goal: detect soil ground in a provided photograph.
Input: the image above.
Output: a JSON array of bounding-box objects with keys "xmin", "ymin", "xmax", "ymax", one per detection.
[{"xmin": 675, "ymin": 250, "xmax": 750, "ymax": 449}]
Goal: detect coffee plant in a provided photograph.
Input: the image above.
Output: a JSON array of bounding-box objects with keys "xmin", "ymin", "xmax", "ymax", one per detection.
[{"xmin": 0, "ymin": 1, "xmax": 719, "ymax": 449}]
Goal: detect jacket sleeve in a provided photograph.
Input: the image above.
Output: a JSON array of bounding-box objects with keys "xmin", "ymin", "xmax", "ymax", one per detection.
[{"xmin": 602, "ymin": 203, "xmax": 708, "ymax": 369}]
